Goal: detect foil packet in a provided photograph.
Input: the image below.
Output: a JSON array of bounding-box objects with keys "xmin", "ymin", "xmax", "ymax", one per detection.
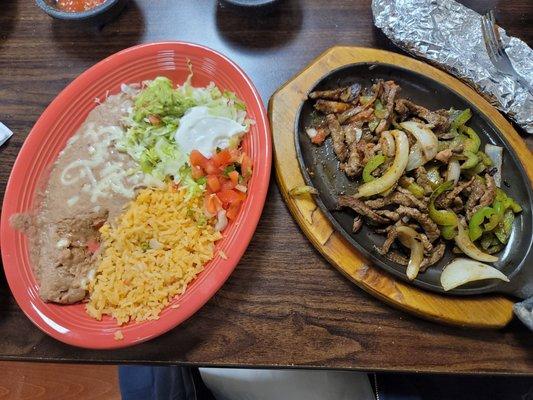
[{"xmin": 372, "ymin": 0, "xmax": 533, "ymax": 134}]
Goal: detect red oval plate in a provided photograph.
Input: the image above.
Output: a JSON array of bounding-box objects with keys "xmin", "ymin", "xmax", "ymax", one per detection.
[{"xmin": 0, "ymin": 42, "xmax": 271, "ymax": 349}]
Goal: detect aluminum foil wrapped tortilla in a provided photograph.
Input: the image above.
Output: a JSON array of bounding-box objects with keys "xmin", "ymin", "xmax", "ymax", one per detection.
[
  {"xmin": 514, "ymin": 297, "xmax": 533, "ymax": 331},
  {"xmin": 372, "ymin": 0, "xmax": 533, "ymax": 134}
]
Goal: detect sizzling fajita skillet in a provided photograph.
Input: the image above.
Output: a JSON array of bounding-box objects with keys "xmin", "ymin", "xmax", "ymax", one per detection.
[{"xmin": 295, "ymin": 62, "xmax": 532, "ymax": 299}]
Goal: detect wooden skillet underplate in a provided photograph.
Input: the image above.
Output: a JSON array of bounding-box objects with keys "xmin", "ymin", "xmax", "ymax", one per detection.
[{"xmin": 269, "ymin": 46, "xmax": 532, "ymax": 328}]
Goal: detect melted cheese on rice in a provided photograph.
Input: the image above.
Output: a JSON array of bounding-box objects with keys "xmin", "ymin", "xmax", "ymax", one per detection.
[{"xmin": 86, "ymin": 184, "xmax": 222, "ymax": 325}]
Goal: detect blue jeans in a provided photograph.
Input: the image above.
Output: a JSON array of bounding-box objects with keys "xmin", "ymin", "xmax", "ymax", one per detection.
[{"xmin": 119, "ymin": 365, "xmax": 201, "ymax": 400}]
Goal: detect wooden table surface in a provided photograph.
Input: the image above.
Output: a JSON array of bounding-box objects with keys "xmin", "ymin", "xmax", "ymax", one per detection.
[{"xmin": 0, "ymin": 0, "xmax": 532, "ymax": 374}]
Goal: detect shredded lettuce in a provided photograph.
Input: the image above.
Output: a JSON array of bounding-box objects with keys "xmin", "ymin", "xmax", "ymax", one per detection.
[
  {"xmin": 116, "ymin": 74, "xmax": 250, "ymax": 193},
  {"xmin": 178, "ymin": 165, "xmax": 206, "ymax": 200}
]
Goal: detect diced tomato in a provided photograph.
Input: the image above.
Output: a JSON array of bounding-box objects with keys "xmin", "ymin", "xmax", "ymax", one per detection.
[
  {"xmin": 226, "ymin": 202, "xmax": 242, "ymax": 220},
  {"xmin": 311, "ymin": 127, "xmax": 327, "ymax": 145},
  {"xmin": 190, "ymin": 150, "xmax": 208, "ymax": 170},
  {"xmin": 221, "ymin": 178, "xmax": 236, "ymax": 191},
  {"xmin": 204, "ymin": 160, "xmax": 219, "ymax": 175},
  {"xmin": 241, "ymin": 152, "xmax": 253, "ymax": 177},
  {"xmin": 236, "ymin": 190, "xmax": 247, "ymax": 202},
  {"xmin": 229, "ymin": 148, "xmax": 241, "ymax": 163},
  {"xmin": 228, "ymin": 170, "xmax": 239, "ymax": 186},
  {"xmin": 205, "ymin": 194, "xmax": 223, "ymax": 215},
  {"xmin": 217, "ymin": 189, "xmax": 246, "ymax": 206},
  {"xmin": 206, "ymin": 175, "xmax": 221, "ymax": 192},
  {"xmin": 87, "ymin": 239, "xmax": 100, "ymax": 253},
  {"xmin": 191, "ymin": 165, "xmax": 204, "ymax": 180},
  {"xmin": 213, "ymin": 149, "xmax": 232, "ymax": 167}
]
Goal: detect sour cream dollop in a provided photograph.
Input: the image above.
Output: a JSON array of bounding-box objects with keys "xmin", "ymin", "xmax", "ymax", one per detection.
[{"xmin": 174, "ymin": 106, "xmax": 246, "ymax": 158}]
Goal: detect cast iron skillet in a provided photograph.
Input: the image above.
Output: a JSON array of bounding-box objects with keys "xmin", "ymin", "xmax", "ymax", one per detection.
[{"xmin": 296, "ymin": 63, "xmax": 533, "ymax": 298}]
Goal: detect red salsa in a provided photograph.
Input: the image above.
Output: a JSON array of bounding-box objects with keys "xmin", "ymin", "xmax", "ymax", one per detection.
[{"xmin": 55, "ymin": 0, "xmax": 106, "ymax": 12}]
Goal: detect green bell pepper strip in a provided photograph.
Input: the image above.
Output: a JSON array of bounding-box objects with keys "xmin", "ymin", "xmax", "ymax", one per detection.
[
  {"xmin": 477, "ymin": 151, "xmax": 493, "ymax": 166},
  {"xmin": 450, "ymin": 108, "xmax": 472, "ymax": 129},
  {"xmin": 483, "ymin": 189, "xmax": 522, "ymax": 231},
  {"xmin": 405, "ymin": 182, "xmax": 425, "ymax": 198},
  {"xmin": 484, "ymin": 200, "xmax": 504, "ymax": 231},
  {"xmin": 450, "ymin": 133, "xmax": 466, "ymax": 148},
  {"xmin": 469, "ymin": 162, "xmax": 486, "ymax": 176},
  {"xmin": 459, "ymin": 126, "xmax": 481, "ymax": 153},
  {"xmin": 428, "ymin": 181, "xmax": 459, "ymax": 227},
  {"xmin": 441, "ymin": 225, "xmax": 458, "ymax": 240},
  {"xmin": 494, "ymin": 209, "xmax": 514, "ymax": 244},
  {"xmin": 362, "ymin": 154, "xmax": 386, "ymax": 183},
  {"xmin": 505, "ymin": 196, "xmax": 522, "ymax": 213},
  {"xmin": 468, "ymin": 206, "xmax": 495, "ymax": 241},
  {"xmin": 480, "ymin": 233, "xmax": 495, "ymax": 250},
  {"xmin": 426, "ymin": 166, "xmax": 443, "ymax": 189},
  {"xmin": 460, "ymin": 150, "xmax": 479, "ymax": 169},
  {"xmin": 486, "ymin": 244, "xmax": 503, "ymax": 254},
  {"xmin": 495, "ymin": 188, "xmax": 507, "ymax": 201}
]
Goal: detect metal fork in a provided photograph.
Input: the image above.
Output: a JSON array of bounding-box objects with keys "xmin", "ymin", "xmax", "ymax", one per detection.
[{"xmin": 481, "ymin": 10, "xmax": 533, "ymax": 95}]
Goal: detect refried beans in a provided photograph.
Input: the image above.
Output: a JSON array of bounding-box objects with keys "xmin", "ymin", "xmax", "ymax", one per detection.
[{"xmin": 11, "ymin": 91, "xmax": 148, "ymax": 304}]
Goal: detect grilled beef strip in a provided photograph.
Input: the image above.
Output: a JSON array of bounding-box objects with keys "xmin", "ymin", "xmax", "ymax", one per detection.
[
  {"xmin": 358, "ymin": 140, "xmax": 379, "ymax": 164},
  {"xmin": 309, "ymin": 83, "xmax": 361, "ymax": 103},
  {"xmin": 378, "ymin": 228, "xmax": 398, "ymax": 254},
  {"xmin": 451, "ymin": 197, "xmax": 464, "ymax": 213},
  {"xmin": 374, "ymin": 220, "xmax": 420, "ymax": 234},
  {"xmin": 385, "ymin": 250, "xmax": 409, "ymax": 266},
  {"xmin": 435, "ymin": 177, "xmax": 474, "ymax": 209},
  {"xmin": 338, "ymin": 83, "xmax": 362, "ymax": 103},
  {"xmin": 314, "ymin": 100, "xmax": 352, "ymax": 114},
  {"xmin": 418, "ymin": 233, "xmax": 433, "ymax": 254},
  {"xmin": 378, "ymin": 135, "xmax": 392, "ymax": 158},
  {"xmin": 339, "ymin": 81, "xmax": 384, "ymax": 124},
  {"xmin": 340, "ymin": 122, "xmax": 365, "ymax": 177},
  {"xmin": 338, "ymin": 106, "xmax": 364, "ymax": 124},
  {"xmin": 352, "ymin": 216, "xmax": 363, "ymax": 233},
  {"xmin": 414, "ymin": 166, "xmax": 434, "ymax": 195},
  {"xmin": 344, "ymin": 108, "xmax": 375, "ymax": 125},
  {"xmin": 343, "ymin": 121, "xmax": 363, "ymax": 146},
  {"xmin": 470, "ymin": 174, "xmax": 496, "ymax": 217},
  {"xmin": 465, "ymin": 177, "xmax": 486, "ymax": 219},
  {"xmin": 365, "ymin": 197, "xmax": 390, "ymax": 209},
  {"xmin": 376, "ymin": 81, "xmax": 400, "ymax": 134},
  {"xmin": 394, "ymin": 99, "xmax": 449, "ymax": 132},
  {"xmin": 384, "ymin": 243, "xmax": 444, "ymax": 270},
  {"xmin": 338, "ymin": 196, "xmax": 390, "ymax": 225},
  {"xmin": 396, "ymin": 205, "xmax": 440, "ymax": 242},
  {"xmin": 340, "ymin": 146, "xmax": 363, "ymax": 177},
  {"xmin": 325, "ymin": 114, "xmax": 348, "ymax": 161},
  {"xmin": 395, "ymin": 187, "xmax": 428, "ymax": 211},
  {"xmin": 419, "ymin": 242, "xmax": 446, "ymax": 271},
  {"xmin": 375, "ymin": 210, "xmax": 401, "ymax": 222},
  {"xmin": 364, "ymin": 189, "xmax": 427, "ymax": 211}
]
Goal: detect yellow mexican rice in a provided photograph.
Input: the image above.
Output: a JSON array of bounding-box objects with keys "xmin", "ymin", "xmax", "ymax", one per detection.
[{"xmin": 86, "ymin": 184, "xmax": 222, "ymax": 325}]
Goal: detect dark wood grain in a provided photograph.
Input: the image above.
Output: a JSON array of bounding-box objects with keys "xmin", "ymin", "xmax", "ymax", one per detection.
[
  {"xmin": 0, "ymin": 362, "xmax": 119, "ymax": 399},
  {"xmin": 0, "ymin": 0, "xmax": 532, "ymax": 374}
]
